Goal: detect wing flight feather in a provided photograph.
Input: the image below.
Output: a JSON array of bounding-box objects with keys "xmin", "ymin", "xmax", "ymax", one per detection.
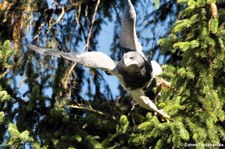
[
  {"xmin": 26, "ymin": 44, "xmax": 116, "ymax": 73},
  {"xmin": 120, "ymin": 0, "xmax": 143, "ymax": 56}
]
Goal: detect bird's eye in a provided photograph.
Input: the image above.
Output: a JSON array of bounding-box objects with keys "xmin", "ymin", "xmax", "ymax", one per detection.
[{"xmin": 130, "ymin": 56, "xmax": 134, "ymax": 59}]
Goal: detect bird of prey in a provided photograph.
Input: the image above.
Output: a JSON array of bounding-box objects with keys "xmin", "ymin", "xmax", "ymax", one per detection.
[{"xmin": 25, "ymin": 0, "xmax": 170, "ymax": 119}]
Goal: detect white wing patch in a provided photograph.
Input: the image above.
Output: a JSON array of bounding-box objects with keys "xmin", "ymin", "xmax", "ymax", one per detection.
[{"xmin": 151, "ymin": 60, "xmax": 163, "ymax": 78}]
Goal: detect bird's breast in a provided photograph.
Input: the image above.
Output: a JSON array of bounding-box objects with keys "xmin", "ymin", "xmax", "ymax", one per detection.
[{"xmin": 117, "ymin": 60, "xmax": 152, "ymax": 90}]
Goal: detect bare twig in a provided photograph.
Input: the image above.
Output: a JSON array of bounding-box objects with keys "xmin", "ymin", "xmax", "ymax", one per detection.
[
  {"xmin": 68, "ymin": 104, "xmax": 116, "ymax": 120},
  {"xmin": 75, "ymin": 3, "xmax": 81, "ymax": 24},
  {"xmin": 76, "ymin": 3, "xmax": 88, "ymax": 41},
  {"xmin": 1, "ymin": 69, "xmax": 9, "ymax": 78},
  {"xmin": 62, "ymin": 0, "xmax": 101, "ymax": 89},
  {"xmin": 65, "ymin": 1, "xmax": 83, "ymax": 12},
  {"xmin": 69, "ymin": 104, "xmax": 104, "ymax": 115},
  {"xmin": 47, "ymin": 5, "xmax": 65, "ymax": 34},
  {"xmin": 84, "ymin": 0, "xmax": 101, "ymax": 51},
  {"xmin": 62, "ymin": 62, "xmax": 77, "ymax": 89},
  {"xmin": 56, "ymin": 6, "xmax": 65, "ymax": 23}
]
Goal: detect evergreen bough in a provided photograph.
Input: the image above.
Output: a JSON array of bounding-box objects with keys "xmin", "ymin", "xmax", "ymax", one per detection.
[
  {"xmin": 0, "ymin": 0, "xmax": 225, "ymax": 148},
  {"xmin": 133, "ymin": 0, "xmax": 225, "ymax": 148}
]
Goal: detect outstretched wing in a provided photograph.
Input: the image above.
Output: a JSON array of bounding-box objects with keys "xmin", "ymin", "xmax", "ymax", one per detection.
[
  {"xmin": 25, "ymin": 44, "xmax": 53, "ymax": 56},
  {"xmin": 61, "ymin": 52, "xmax": 116, "ymax": 72},
  {"xmin": 120, "ymin": 0, "xmax": 144, "ymax": 57},
  {"xmin": 26, "ymin": 44, "xmax": 116, "ymax": 73}
]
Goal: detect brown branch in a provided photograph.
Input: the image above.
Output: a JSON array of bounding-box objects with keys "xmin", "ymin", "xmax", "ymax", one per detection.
[
  {"xmin": 65, "ymin": 1, "xmax": 83, "ymax": 12},
  {"xmin": 62, "ymin": 62, "xmax": 77, "ymax": 89},
  {"xmin": 75, "ymin": 3, "xmax": 88, "ymax": 41},
  {"xmin": 61, "ymin": 0, "xmax": 101, "ymax": 90},
  {"xmin": 47, "ymin": 5, "xmax": 65, "ymax": 34},
  {"xmin": 68, "ymin": 104, "xmax": 116, "ymax": 120},
  {"xmin": 29, "ymin": 1, "xmax": 82, "ymax": 13},
  {"xmin": 84, "ymin": 0, "xmax": 101, "ymax": 51}
]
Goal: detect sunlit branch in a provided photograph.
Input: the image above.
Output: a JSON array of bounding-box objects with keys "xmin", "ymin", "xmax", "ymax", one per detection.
[
  {"xmin": 68, "ymin": 104, "xmax": 116, "ymax": 120},
  {"xmin": 47, "ymin": 6, "xmax": 65, "ymax": 34},
  {"xmin": 84, "ymin": 0, "xmax": 101, "ymax": 51}
]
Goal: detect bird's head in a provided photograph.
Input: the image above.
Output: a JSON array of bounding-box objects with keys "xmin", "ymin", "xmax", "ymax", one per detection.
[{"xmin": 120, "ymin": 51, "xmax": 145, "ymax": 73}]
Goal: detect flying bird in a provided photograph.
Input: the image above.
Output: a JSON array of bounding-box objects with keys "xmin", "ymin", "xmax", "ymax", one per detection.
[{"xmin": 25, "ymin": 0, "xmax": 170, "ymax": 120}]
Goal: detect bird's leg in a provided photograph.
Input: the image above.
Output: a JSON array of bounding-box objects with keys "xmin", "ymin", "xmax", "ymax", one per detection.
[
  {"xmin": 153, "ymin": 78, "xmax": 171, "ymax": 103},
  {"xmin": 131, "ymin": 99, "xmax": 138, "ymax": 111},
  {"xmin": 130, "ymin": 89, "xmax": 170, "ymax": 120},
  {"xmin": 160, "ymin": 78, "xmax": 171, "ymax": 88},
  {"xmin": 142, "ymin": 96, "xmax": 171, "ymax": 120},
  {"xmin": 128, "ymin": 99, "xmax": 138, "ymax": 116},
  {"xmin": 153, "ymin": 78, "xmax": 171, "ymax": 121},
  {"xmin": 153, "ymin": 85, "xmax": 162, "ymax": 104}
]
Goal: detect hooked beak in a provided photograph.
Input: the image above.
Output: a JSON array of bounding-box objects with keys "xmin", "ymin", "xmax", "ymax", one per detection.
[
  {"xmin": 124, "ymin": 58, "xmax": 132, "ymax": 67},
  {"xmin": 124, "ymin": 58, "xmax": 137, "ymax": 67}
]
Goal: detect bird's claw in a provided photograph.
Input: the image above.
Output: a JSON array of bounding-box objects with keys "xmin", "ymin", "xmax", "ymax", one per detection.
[{"xmin": 158, "ymin": 109, "xmax": 171, "ymax": 121}]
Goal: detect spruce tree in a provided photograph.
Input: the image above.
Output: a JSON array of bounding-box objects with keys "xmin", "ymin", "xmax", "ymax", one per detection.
[
  {"xmin": 0, "ymin": 0, "xmax": 225, "ymax": 148},
  {"xmin": 111, "ymin": 0, "xmax": 225, "ymax": 148}
]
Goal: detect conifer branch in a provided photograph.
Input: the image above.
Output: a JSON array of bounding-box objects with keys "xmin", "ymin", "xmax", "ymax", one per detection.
[{"xmin": 68, "ymin": 104, "xmax": 116, "ymax": 120}]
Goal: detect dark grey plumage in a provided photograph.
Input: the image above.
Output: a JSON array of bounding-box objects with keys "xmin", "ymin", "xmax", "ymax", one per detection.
[{"xmin": 117, "ymin": 52, "xmax": 152, "ymax": 90}]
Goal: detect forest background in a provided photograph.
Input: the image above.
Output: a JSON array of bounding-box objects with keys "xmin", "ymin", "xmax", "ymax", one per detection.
[{"xmin": 0, "ymin": 0, "xmax": 225, "ymax": 148}]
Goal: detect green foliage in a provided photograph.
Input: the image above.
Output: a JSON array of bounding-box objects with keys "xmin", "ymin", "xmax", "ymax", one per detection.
[
  {"xmin": 0, "ymin": 0, "xmax": 225, "ymax": 149},
  {"xmin": 172, "ymin": 14, "xmax": 199, "ymax": 33},
  {"xmin": 0, "ymin": 40, "xmax": 13, "ymax": 74},
  {"xmin": 117, "ymin": 115, "xmax": 129, "ymax": 134},
  {"xmin": 209, "ymin": 18, "xmax": 219, "ymax": 34},
  {"xmin": 0, "ymin": 40, "xmax": 13, "ymax": 63},
  {"xmin": 86, "ymin": 135, "xmax": 103, "ymax": 149},
  {"xmin": 156, "ymin": 0, "xmax": 225, "ymax": 148},
  {"xmin": 0, "ymin": 90, "xmax": 10, "ymax": 102},
  {"xmin": 0, "ymin": 111, "xmax": 5, "ymax": 124},
  {"xmin": 154, "ymin": 0, "xmax": 160, "ymax": 9},
  {"xmin": 7, "ymin": 123, "xmax": 33, "ymax": 147},
  {"xmin": 0, "ymin": 40, "xmax": 12, "ymax": 146}
]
